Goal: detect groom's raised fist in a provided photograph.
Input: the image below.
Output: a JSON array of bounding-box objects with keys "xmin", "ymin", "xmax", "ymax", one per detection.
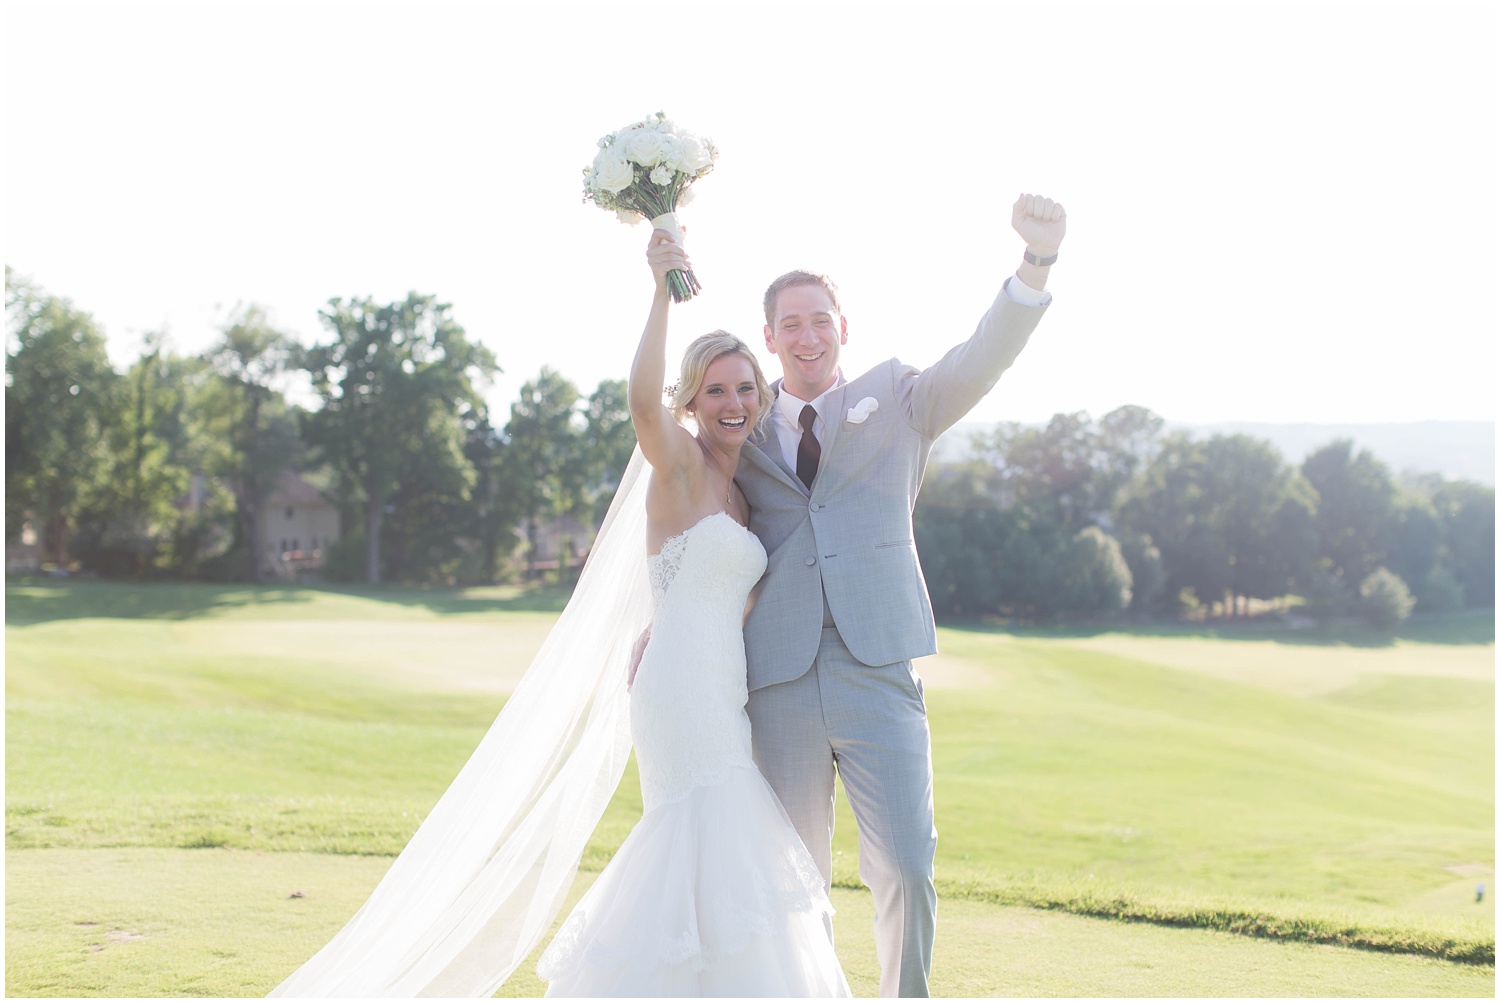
[{"xmin": 1011, "ymin": 193, "xmax": 1066, "ymax": 256}]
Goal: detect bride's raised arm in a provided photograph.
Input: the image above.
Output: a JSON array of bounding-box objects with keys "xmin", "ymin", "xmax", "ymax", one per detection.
[{"xmin": 628, "ymin": 229, "xmax": 700, "ymax": 477}]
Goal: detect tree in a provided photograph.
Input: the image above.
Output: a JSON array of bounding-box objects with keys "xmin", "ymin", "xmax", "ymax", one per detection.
[
  {"xmin": 1431, "ymin": 480, "xmax": 1495, "ymax": 608},
  {"xmin": 380, "ymin": 417, "xmax": 480, "ymax": 583},
  {"xmin": 915, "ymin": 461, "xmax": 1083, "ymax": 621},
  {"xmin": 4, "ymin": 270, "xmax": 118, "ymax": 566},
  {"xmin": 461, "ymin": 413, "xmax": 525, "ymax": 584},
  {"xmin": 1259, "ymin": 479, "xmax": 1320, "ymax": 598},
  {"xmin": 1119, "ymin": 434, "xmax": 1219, "ymax": 610},
  {"xmin": 1115, "ymin": 529, "xmax": 1168, "ymax": 614},
  {"xmin": 304, "ymin": 293, "xmax": 497, "ymax": 584},
  {"xmin": 1201, "ymin": 435, "xmax": 1300, "ymax": 611},
  {"xmin": 1094, "ymin": 404, "xmax": 1165, "ymax": 518},
  {"xmin": 72, "ymin": 335, "xmax": 200, "ymax": 576},
  {"xmin": 1384, "ymin": 492, "xmax": 1448, "ymax": 610},
  {"xmin": 916, "ymin": 465, "xmax": 1003, "ymax": 617},
  {"xmin": 976, "ymin": 412, "xmax": 1102, "ymax": 533},
  {"xmin": 972, "ymin": 406, "xmax": 1165, "ymax": 536},
  {"xmin": 204, "ymin": 305, "xmax": 304, "ymax": 581},
  {"xmin": 580, "ymin": 378, "xmax": 637, "ymax": 525},
  {"xmin": 1301, "ymin": 440, "xmax": 1395, "ymax": 584},
  {"xmin": 502, "ymin": 368, "xmax": 587, "ymax": 578},
  {"xmin": 1120, "ymin": 433, "xmax": 1309, "ymax": 614}
]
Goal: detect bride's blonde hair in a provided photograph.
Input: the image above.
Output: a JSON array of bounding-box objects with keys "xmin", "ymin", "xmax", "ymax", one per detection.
[{"xmin": 666, "ymin": 330, "xmax": 774, "ymax": 431}]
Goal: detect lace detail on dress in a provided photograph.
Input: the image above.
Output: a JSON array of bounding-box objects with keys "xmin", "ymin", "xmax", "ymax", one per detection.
[
  {"xmin": 646, "ymin": 528, "xmax": 691, "ymax": 607},
  {"xmin": 535, "ymin": 911, "xmax": 585, "ymax": 981}
]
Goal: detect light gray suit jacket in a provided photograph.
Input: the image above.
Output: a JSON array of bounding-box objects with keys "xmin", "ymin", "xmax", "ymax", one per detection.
[{"xmin": 737, "ymin": 279, "xmax": 1049, "ymax": 691}]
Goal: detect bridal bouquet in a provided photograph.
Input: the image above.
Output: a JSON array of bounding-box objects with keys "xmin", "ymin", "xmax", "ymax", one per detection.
[{"xmin": 583, "ymin": 112, "xmax": 718, "ymax": 302}]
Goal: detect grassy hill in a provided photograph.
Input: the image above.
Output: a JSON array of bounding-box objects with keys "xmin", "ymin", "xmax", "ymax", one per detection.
[{"xmin": 5, "ymin": 581, "xmax": 1494, "ymax": 995}]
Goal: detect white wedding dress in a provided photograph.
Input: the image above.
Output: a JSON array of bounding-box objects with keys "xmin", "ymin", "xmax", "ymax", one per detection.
[{"xmin": 537, "ymin": 512, "xmax": 851, "ymax": 997}]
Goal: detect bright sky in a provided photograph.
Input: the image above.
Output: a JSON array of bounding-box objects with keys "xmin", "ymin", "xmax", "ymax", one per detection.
[{"xmin": 5, "ymin": 1, "xmax": 1496, "ymax": 426}]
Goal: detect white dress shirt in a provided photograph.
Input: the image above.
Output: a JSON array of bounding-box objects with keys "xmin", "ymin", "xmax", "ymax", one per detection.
[{"xmin": 771, "ymin": 379, "xmax": 842, "ymax": 474}]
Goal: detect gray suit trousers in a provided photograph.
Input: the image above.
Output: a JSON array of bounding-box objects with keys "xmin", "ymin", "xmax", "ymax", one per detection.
[{"xmin": 747, "ymin": 628, "xmax": 937, "ymax": 998}]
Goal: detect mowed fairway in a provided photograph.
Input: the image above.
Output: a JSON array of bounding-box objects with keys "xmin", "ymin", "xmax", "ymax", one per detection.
[{"xmin": 5, "ymin": 581, "xmax": 1494, "ymax": 996}]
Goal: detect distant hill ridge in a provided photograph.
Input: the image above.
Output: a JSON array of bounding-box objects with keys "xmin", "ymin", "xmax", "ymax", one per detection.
[{"xmin": 934, "ymin": 420, "xmax": 1495, "ymax": 486}]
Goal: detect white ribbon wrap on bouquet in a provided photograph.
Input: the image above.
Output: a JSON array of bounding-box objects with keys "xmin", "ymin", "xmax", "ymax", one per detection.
[
  {"xmin": 649, "ymin": 211, "xmax": 685, "ymax": 245},
  {"xmin": 269, "ymin": 450, "xmax": 654, "ymax": 998}
]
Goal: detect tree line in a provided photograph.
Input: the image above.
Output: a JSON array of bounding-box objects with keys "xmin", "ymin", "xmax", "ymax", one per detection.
[
  {"xmin": 7, "ymin": 269, "xmax": 1494, "ymax": 624},
  {"xmin": 915, "ymin": 407, "xmax": 1494, "ymax": 625},
  {"xmin": 5, "ymin": 270, "xmax": 633, "ymax": 585}
]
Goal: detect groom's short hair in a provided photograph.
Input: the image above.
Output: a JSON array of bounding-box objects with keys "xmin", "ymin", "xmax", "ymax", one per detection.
[{"xmin": 763, "ymin": 271, "xmax": 842, "ymax": 327}]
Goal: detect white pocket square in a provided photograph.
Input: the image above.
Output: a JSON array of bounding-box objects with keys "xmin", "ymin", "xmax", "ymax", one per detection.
[{"xmin": 846, "ymin": 397, "xmax": 879, "ymax": 424}]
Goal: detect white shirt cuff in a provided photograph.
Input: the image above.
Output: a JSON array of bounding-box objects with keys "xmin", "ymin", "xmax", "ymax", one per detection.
[{"xmin": 1003, "ymin": 273, "xmax": 1050, "ymax": 307}]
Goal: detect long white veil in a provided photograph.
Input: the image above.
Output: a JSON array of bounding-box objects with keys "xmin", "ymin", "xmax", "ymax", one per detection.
[{"xmin": 270, "ymin": 448, "xmax": 652, "ymax": 998}]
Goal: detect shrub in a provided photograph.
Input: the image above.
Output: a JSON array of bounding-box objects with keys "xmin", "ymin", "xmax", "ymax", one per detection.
[
  {"xmin": 1054, "ymin": 526, "xmax": 1133, "ymax": 617},
  {"xmin": 1358, "ymin": 567, "xmax": 1415, "ymax": 629}
]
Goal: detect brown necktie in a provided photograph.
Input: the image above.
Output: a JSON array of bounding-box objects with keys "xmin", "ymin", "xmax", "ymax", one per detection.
[{"xmin": 796, "ymin": 404, "xmax": 821, "ymax": 489}]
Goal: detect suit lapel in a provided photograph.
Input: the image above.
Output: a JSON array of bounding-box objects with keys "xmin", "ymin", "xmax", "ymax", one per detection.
[
  {"xmin": 751, "ymin": 432, "xmax": 803, "ymax": 493},
  {"xmin": 816, "ymin": 382, "xmax": 851, "ymax": 475}
]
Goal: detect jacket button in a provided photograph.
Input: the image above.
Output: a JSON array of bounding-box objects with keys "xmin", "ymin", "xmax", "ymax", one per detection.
[
  {"xmin": 805, "ymin": 557, "xmax": 816, "ymax": 566},
  {"xmin": 809, "ymin": 502, "xmax": 821, "ymax": 512}
]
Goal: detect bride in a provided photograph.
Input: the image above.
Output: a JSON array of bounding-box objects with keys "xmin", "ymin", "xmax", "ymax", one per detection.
[{"xmin": 269, "ymin": 231, "xmax": 850, "ymax": 997}]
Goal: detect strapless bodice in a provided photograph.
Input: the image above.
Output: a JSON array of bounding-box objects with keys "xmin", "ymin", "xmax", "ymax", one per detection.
[{"xmin": 631, "ymin": 513, "xmax": 767, "ymax": 811}]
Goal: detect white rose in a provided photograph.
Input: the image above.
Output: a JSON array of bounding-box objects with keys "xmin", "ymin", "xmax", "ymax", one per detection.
[
  {"xmin": 670, "ymin": 134, "xmax": 714, "ymax": 174},
  {"xmin": 590, "ymin": 155, "xmax": 635, "ymax": 194},
  {"xmin": 622, "ymin": 128, "xmax": 668, "ymax": 167},
  {"xmin": 611, "ymin": 124, "xmax": 641, "ymax": 151},
  {"xmin": 616, "ymin": 209, "xmax": 643, "ymax": 225},
  {"xmin": 654, "ymin": 134, "xmax": 682, "ymax": 169},
  {"xmin": 676, "ymin": 185, "xmax": 696, "ymax": 207},
  {"xmin": 649, "ymin": 164, "xmax": 675, "ymax": 186}
]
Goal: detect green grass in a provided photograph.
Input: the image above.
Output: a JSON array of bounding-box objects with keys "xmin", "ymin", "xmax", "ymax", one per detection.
[
  {"xmin": 918, "ymin": 636, "xmax": 1490, "ymax": 907},
  {"xmin": 6, "ymin": 579, "xmax": 1494, "ymax": 995},
  {"xmin": 7, "ymin": 849, "xmax": 1494, "ymax": 998}
]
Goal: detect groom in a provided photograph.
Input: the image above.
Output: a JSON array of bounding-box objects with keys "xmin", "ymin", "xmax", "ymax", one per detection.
[{"xmin": 736, "ymin": 193, "xmax": 1066, "ymax": 998}]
